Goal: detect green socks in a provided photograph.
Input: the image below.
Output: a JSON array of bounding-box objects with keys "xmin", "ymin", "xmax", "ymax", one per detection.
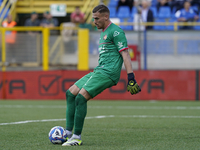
[
  {"xmin": 66, "ymin": 90, "xmax": 87, "ymax": 135},
  {"xmin": 74, "ymin": 94, "xmax": 87, "ymax": 135},
  {"xmin": 66, "ymin": 90, "xmax": 76, "ymax": 131}
]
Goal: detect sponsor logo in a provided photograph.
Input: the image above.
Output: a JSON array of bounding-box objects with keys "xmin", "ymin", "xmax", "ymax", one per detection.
[{"xmin": 113, "ymin": 31, "xmax": 120, "ymax": 37}]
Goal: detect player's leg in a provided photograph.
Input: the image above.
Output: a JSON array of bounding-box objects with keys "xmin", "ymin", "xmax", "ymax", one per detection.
[
  {"xmin": 63, "ymin": 88, "xmax": 90, "ymax": 146},
  {"xmin": 65, "ymin": 84, "xmax": 80, "ymax": 138},
  {"xmin": 63, "ymin": 72, "xmax": 115, "ymax": 146},
  {"xmin": 74, "ymin": 88, "xmax": 91, "ymax": 135},
  {"xmin": 65, "ymin": 73, "xmax": 93, "ymax": 139}
]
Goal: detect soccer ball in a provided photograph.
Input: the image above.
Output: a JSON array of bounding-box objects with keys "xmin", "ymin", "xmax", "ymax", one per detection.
[{"xmin": 48, "ymin": 126, "xmax": 67, "ymax": 144}]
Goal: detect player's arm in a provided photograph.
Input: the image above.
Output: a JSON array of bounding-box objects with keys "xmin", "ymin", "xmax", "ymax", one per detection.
[
  {"xmin": 113, "ymin": 29, "xmax": 141, "ymax": 94},
  {"xmin": 120, "ymin": 50, "xmax": 141, "ymax": 95}
]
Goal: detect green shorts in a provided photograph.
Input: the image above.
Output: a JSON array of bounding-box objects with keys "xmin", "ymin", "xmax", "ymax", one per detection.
[{"xmin": 75, "ymin": 71, "xmax": 115, "ymax": 98}]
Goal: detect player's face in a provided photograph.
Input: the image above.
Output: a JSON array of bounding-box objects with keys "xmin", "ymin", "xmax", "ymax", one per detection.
[{"xmin": 92, "ymin": 12, "xmax": 108, "ymax": 29}]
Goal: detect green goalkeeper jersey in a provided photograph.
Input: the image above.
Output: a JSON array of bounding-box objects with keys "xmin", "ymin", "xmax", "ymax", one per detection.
[{"xmin": 94, "ymin": 22, "xmax": 128, "ymax": 84}]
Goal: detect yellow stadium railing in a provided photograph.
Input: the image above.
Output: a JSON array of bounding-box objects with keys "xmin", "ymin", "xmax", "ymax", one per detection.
[
  {"xmin": 16, "ymin": 0, "xmax": 85, "ymax": 13},
  {"xmin": 15, "ymin": 0, "xmax": 100, "ymax": 23},
  {"xmin": 0, "ymin": 26, "xmax": 89, "ymax": 72},
  {"xmin": 117, "ymin": 21, "xmax": 200, "ymax": 31}
]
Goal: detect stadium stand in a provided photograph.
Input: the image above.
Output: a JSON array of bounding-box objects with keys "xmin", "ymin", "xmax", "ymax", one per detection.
[
  {"xmin": 108, "ymin": 6, "xmax": 117, "ymax": 18},
  {"xmin": 153, "ymin": 18, "xmax": 166, "ymax": 30},
  {"xmin": 157, "ymin": 6, "xmax": 171, "ymax": 19},
  {"xmin": 194, "ymin": 20, "xmax": 200, "ymax": 30},
  {"xmin": 150, "ymin": 6, "xmax": 157, "ymax": 18},
  {"xmin": 166, "ymin": 18, "xmax": 179, "ymax": 30},
  {"xmin": 117, "ymin": 6, "xmax": 130, "ymax": 18},
  {"xmin": 108, "ymin": 0, "xmax": 200, "ymax": 31},
  {"xmin": 119, "ymin": 18, "xmax": 133, "ymax": 30},
  {"xmin": 108, "ymin": 0, "xmax": 118, "ymax": 7}
]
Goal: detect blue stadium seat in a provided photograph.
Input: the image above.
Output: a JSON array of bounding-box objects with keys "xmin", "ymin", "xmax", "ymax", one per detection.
[
  {"xmin": 150, "ymin": 6, "xmax": 157, "ymax": 18},
  {"xmin": 108, "ymin": 6, "xmax": 117, "ymax": 18},
  {"xmin": 166, "ymin": 18, "xmax": 178, "ymax": 30},
  {"xmin": 153, "ymin": 18, "xmax": 166, "ymax": 30},
  {"xmin": 131, "ymin": 6, "xmax": 137, "ymax": 17},
  {"xmin": 117, "ymin": 6, "xmax": 130, "ymax": 18},
  {"xmin": 158, "ymin": 6, "xmax": 171, "ymax": 18},
  {"xmin": 119, "ymin": 18, "xmax": 133, "ymax": 31},
  {"xmin": 151, "ymin": 0, "xmax": 157, "ymax": 7},
  {"xmin": 126, "ymin": 18, "xmax": 134, "ymax": 30},
  {"xmin": 108, "ymin": 0, "xmax": 118, "ymax": 7},
  {"xmin": 194, "ymin": 20, "xmax": 200, "ymax": 30},
  {"xmin": 119, "ymin": 18, "xmax": 126, "ymax": 30},
  {"xmin": 172, "ymin": 6, "xmax": 177, "ymax": 14}
]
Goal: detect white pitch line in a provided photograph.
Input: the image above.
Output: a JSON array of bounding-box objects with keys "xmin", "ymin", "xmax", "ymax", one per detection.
[
  {"xmin": 1, "ymin": 105, "xmax": 200, "ymax": 110},
  {"xmin": 0, "ymin": 115, "xmax": 200, "ymax": 126},
  {"xmin": 0, "ymin": 105, "xmax": 66, "ymax": 109}
]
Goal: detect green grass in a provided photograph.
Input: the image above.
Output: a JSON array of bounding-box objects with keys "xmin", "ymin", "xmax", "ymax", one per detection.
[{"xmin": 0, "ymin": 100, "xmax": 200, "ymax": 150}]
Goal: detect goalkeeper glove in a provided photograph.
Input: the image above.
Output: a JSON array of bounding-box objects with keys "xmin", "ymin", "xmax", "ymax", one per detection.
[{"xmin": 127, "ymin": 73, "xmax": 141, "ymax": 95}]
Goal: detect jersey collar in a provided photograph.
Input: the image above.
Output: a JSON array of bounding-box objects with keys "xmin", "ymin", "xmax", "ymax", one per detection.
[{"xmin": 102, "ymin": 22, "xmax": 112, "ymax": 32}]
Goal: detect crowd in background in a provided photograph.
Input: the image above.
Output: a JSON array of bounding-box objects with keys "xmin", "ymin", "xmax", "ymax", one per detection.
[
  {"xmin": 1, "ymin": 0, "xmax": 200, "ymax": 31},
  {"xmin": 116, "ymin": 0, "xmax": 200, "ymax": 29}
]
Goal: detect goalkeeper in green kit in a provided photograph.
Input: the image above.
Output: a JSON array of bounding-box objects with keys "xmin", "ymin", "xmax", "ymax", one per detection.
[{"xmin": 62, "ymin": 4, "xmax": 141, "ymax": 146}]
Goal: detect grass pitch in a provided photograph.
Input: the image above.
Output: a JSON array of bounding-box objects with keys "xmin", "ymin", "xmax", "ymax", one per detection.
[{"xmin": 0, "ymin": 100, "xmax": 200, "ymax": 150}]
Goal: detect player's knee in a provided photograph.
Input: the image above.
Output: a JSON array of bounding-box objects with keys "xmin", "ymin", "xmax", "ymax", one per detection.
[
  {"xmin": 79, "ymin": 88, "xmax": 92, "ymax": 100},
  {"xmin": 68, "ymin": 84, "xmax": 80, "ymax": 96}
]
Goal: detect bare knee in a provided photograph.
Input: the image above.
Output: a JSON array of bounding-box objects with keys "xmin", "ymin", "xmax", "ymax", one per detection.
[
  {"xmin": 69, "ymin": 84, "xmax": 80, "ymax": 96},
  {"xmin": 79, "ymin": 88, "xmax": 92, "ymax": 100}
]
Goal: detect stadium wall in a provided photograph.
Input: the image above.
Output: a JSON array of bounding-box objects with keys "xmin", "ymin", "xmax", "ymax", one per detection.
[{"xmin": 0, "ymin": 70, "xmax": 199, "ymax": 101}]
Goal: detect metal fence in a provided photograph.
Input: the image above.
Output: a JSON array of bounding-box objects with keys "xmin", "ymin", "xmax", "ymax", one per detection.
[{"xmin": 1, "ymin": 26, "xmax": 200, "ymax": 71}]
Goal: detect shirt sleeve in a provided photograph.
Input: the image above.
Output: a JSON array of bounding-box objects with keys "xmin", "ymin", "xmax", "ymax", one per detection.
[
  {"xmin": 113, "ymin": 29, "xmax": 128, "ymax": 52},
  {"xmin": 175, "ymin": 10, "xmax": 181, "ymax": 18}
]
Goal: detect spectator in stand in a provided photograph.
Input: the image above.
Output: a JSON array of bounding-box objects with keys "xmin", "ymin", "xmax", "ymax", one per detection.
[
  {"xmin": 175, "ymin": 1, "xmax": 199, "ymax": 29},
  {"xmin": 70, "ymin": 6, "xmax": 85, "ymax": 24},
  {"xmin": 2, "ymin": 15, "xmax": 17, "ymax": 44},
  {"xmin": 2, "ymin": 15, "xmax": 17, "ymax": 63},
  {"xmin": 138, "ymin": 0, "xmax": 154, "ymax": 29},
  {"xmin": 116, "ymin": 0, "xmax": 134, "ymax": 12},
  {"xmin": 156, "ymin": 0, "xmax": 171, "ymax": 12},
  {"xmin": 24, "ymin": 11, "xmax": 40, "ymax": 27},
  {"xmin": 170, "ymin": 0, "xmax": 186, "ymax": 13},
  {"xmin": 40, "ymin": 11, "xmax": 58, "ymax": 27}
]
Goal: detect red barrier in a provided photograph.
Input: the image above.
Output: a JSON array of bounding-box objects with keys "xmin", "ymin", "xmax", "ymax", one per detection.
[{"xmin": 0, "ymin": 70, "xmax": 198, "ymax": 100}]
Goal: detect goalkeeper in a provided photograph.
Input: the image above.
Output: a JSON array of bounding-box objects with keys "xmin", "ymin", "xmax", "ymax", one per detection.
[{"xmin": 62, "ymin": 4, "xmax": 141, "ymax": 146}]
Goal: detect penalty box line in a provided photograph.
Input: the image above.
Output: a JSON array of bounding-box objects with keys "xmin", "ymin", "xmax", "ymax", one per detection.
[{"xmin": 1, "ymin": 115, "xmax": 200, "ymax": 126}]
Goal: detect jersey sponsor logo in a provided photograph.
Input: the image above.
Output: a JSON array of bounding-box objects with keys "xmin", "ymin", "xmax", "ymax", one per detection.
[
  {"xmin": 117, "ymin": 42, "xmax": 123, "ymax": 48},
  {"xmin": 103, "ymin": 35, "xmax": 107, "ymax": 40},
  {"xmin": 113, "ymin": 31, "xmax": 120, "ymax": 37}
]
